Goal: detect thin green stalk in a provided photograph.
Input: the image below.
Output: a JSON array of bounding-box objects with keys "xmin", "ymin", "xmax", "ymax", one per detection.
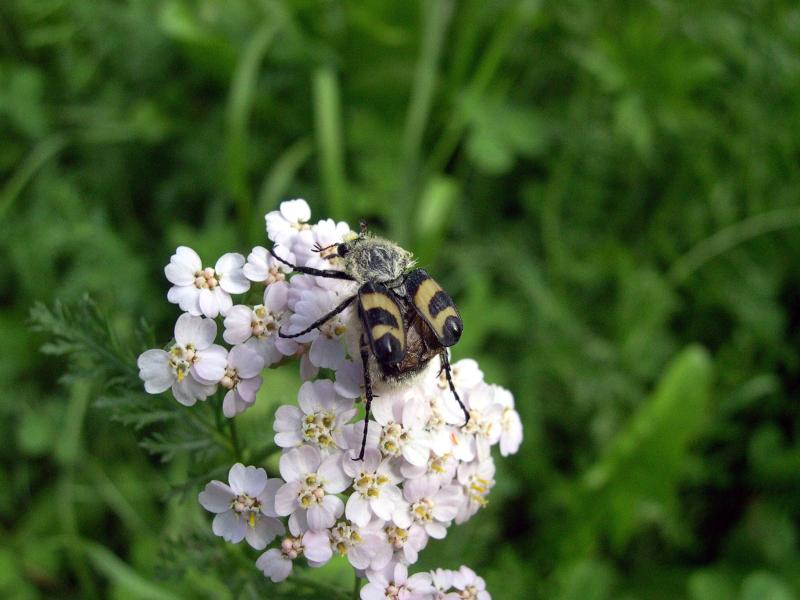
[
  {"xmin": 426, "ymin": 0, "xmax": 532, "ymax": 175},
  {"xmin": 396, "ymin": 0, "xmax": 454, "ymax": 243},
  {"xmin": 58, "ymin": 382, "xmax": 100, "ymax": 599},
  {"xmin": 353, "ymin": 572, "xmax": 363, "ymax": 600},
  {"xmin": 252, "ymin": 137, "xmax": 313, "ymax": 244},
  {"xmin": 229, "ymin": 416, "xmax": 242, "ymax": 462},
  {"xmin": 0, "ymin": 134, "xmax": 67, "ymax": 219},
  {"xmin": 225, "ymin": 22, "xmax": 279, "ymax": 231},
  {"xmin": 313, "ymin": 67, "xmax": 347, "ymax": 221},
  {"xmin": 668, "ymin": 206, "xmax": 800, "ymax": 283}
]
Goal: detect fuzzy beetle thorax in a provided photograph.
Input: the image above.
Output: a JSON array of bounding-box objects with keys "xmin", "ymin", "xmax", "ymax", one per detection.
[{"xmin": 342, "ymin": 237, "xmax": 412, "ymax": 284}]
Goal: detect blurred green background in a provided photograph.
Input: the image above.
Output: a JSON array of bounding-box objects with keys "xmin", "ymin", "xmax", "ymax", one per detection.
[{"xmin": 4, "ymin": 0, "xmax": 800, "ymax": 598}]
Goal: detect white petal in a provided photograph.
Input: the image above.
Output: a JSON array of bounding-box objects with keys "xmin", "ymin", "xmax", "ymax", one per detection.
[
  {"xmin": 212, "ymin": 510, "xmax": 246, "ymax": 543},
  {"xmin": 193, "ymin": 345, "xmax": 228, "ymax": 382},
  {"xmin": 198, "ymin": 288, "xmax": 219, "ymax": 318},
  {"xmin": 246, "ymin": 336, "xmax": 283, "ymax": 367},
  {"xmin": 174, "ymin": 313, "xmax": 216, "ymax": 348},
  {"xmin": 245, "ymin": 516, "xmax": 284, "ymax": 550},
  {"xmin": 198, "ymin": 480, "xmax": 234, "ymax": 513},
  {"xmin": 303, "ymin": 530, "xmax": 333, "ymax": 563},
  {"xmin": 426, "ymin": 522, "xmax": 447, "ymax": 539},
  {"xmin": 371, "ymin": 394, "xmax": 399, "ymax": 427},
  {"xmin": 273, "ymin": 405, "xmax": 302, "ymax": 432},
  {"xmin": 300, "ymin": 353, "xmax": 320, "ymax": 380},
  {"xmin": 279, "ymin": 445, "xmax": 321, "ymax": 482},
  {"xmin": 402, "ymin": 440, "xmax": 430, "ymax": 467},
  {"xmin": 280, "ymin": 199, "xmax": 311, "ymax": 223},
  {"xmin": 309, "ymin": 335, "xmax": 345, "ymax": 370},
  {"xmin": 215, "ymin": 252, "xmax": 244, "ymax": 275},
  {"xmin": 334, "ymin": 360, "xmax": 363, "ymax": 399},
  {"xmin": 223, "ymin": 306, "xmax": 254, "ymax": 344},
  {"xmin": 361, "ymin": 582, "xmax": 388, "ymax": 600},
  {"xmin": 172, "ymin": 376, "xmax": 213, "ymax": 406},
  {"xmin": 259, "ymin": 478, "xmax": 284, "ymax": 517},
  {"xmin": 321, "ymin": 493, "xmax": 344, "ymax": 521},
  {"xmin": 297, "ymin": 380, "xmax": 321, "ymax": 414},
  {"xmin": 175, "ymin": 246, "xmax": 202, "ymax": 269},
  {"xmin": 274, "ymin": 482, "xmax": 301, "ymax": 516},
  {"xmin": 228, "ymin": 344, "xmax": 264, "ymax": 378},
  {"xmin": 318, "ymin": 454, "xmax": 349, "ymax": 493},
  {"xmin": 222, "ymin": 389, "xmax": 240, "ymax": 418},
  {"xmin": 165, "ymin": 262, "xmax": 194, "ymax": 286},
  {"xmin": 370, "ymin": 496, "xmax": 394, "ymax": 522},
  {"xmin": 274, "ymin": 430, "xmax": 303, "ymax": 448},
  {"xmin": 264, "ymin": 281, "xmax": 289, "ymax": 312},
  {"xmin": 243, "ymin": 247, "xmax": 269, "ymax": 282},
  {"xmin": 212, "ymin": 286, "xmax": 233, "ymax": 316},
  {"xmin": 166, "ymin": 247, "xmax": 201, "ymax": 284},
  {"xmin": 346, "ymin": 494, "xmax": 372, "ymax": 527},
  {"xmin": 167, "ymin": 285, "xmax": 201, "ymax": 315},
  {"xmin": 229, "ymin": 463, "xmax": 267, "ymax": 497},
  {"xmin": 137, "ymin": 349, "xmax": 174, "ymax": 393},
  {"xmin": 256, "ymin": 549, "xmax": 292, "ymax": 583},
  {"xmin": 235, "ymin": 376, "xmax": 261, "ymax": 403}
]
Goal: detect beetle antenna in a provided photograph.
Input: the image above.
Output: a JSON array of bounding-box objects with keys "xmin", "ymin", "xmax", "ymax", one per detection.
[{"xmin": 312, "ymin": 242, "xmax": 337, "ymax": 254}]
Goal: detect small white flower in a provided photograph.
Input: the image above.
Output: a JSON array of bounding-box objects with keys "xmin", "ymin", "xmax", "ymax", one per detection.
[
  {"xmin": 384, "ymin": 523, "xmax": 429, "ymax": 565},
  {"xmin": 266, "ymin": 199, "xmax": 311, "ymax": 247},
  {"xmin": 165, "ymin": 247, "xmax": 249, "ymax": 318},
  {"xmin": 452, "ymin": 566, "xmax": 491, "ymax": 600},
  {"xmin": 281, "ymin": 285, "xmax": 351, "ymax": 370},
  {"xmin": 273, "ymin": 380, "xmax": 355, "ymax": 453},
  {"xmin": 452, "ymin": 384, "xmax": 503, "ymax": 462},
  {"xmin": 220, "ymin": 344, "xmax": 265, "ymax": 418},
  {"xmin": 198, "ymin": 463, "xmax": 284, "ymax": 550},
  {"xmin": 455, "ymin": 456, "xmax": 495, "ymax": 524},
  {"xmin": 492, "ymin": 385, "xmax": 523, "ymax": 456},
  {"xmin": 435, "ymin": 358, "xmax": 484, "ymax": 393},
  {"xmin": 243, "ymin": 246, "xmax": 292, "ymax": 285},
  {"xmin": 429, "ymin": 569, "xmax": 461, "ymax": 600},
  {"xmin": 361, "ymin": 562, "xmax": 434, "ymax": 600},
  {"xmin": 334, "ymin": 359, "xmax": 364, "ymax": 399},
  {"xmin": 368, "ymin": 392, "xmax": 432, "ymax": 467},
  {"xmin": 137, "ymin": 313, "xmax": 227, "ymax": 406},
  {"xmin": 274, "ymin": 445, "xmax": 349, "ymax": 530},
  {"xmin": 401, "ymin": 451, "xmax": 458, "ymax": 488},
  {"xmin": 343, "ymin": 449, "xmax": 404, "ymax": 526},
  {"xmin": 256, "ymin": 536, "xmax": 302, "ymax": 582},
  {"xmin": 395, "ymin": 476, "xmax": 463, "ymax": 540},
  {"xmin": 305, "ymin": 520, "xmax": 393, "ymax": 571}
]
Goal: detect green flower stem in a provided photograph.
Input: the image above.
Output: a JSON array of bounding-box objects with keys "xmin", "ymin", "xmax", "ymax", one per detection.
[
  {"xmin": 229, "ymin": 416, "xmax": 242, "ymax": 462},
  {"xmin": 353, "ymin": 572, "xmax": 363, "ymax": 600}
]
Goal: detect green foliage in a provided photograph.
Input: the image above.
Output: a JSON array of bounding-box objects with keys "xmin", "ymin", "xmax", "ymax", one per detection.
[{"xmin": 4, "ymin": 0, "xmax": 800, "ymax": 598}]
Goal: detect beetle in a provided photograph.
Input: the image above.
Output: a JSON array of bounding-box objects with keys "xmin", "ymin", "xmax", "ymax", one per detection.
[{"xmin": 268, "ymin": 226, "xmax": 466, "ymax": 460}]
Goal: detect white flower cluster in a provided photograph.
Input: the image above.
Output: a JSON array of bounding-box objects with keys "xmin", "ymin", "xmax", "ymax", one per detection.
[{"xmin": 137, "ymin": 200, "xmax": 522, "ymax": 599}]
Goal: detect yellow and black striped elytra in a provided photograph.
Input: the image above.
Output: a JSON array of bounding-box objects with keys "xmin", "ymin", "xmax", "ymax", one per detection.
[
  {"xmin": 268, "ymin": 228, "xmax": 468, "ymax": 461},
  {"xmin": 358, "ymin": 282, "xmax": 406, "ymax": 363},
  {"xmin": 403, "ymin": 269, "xmax": 463, "ymax": 347}
]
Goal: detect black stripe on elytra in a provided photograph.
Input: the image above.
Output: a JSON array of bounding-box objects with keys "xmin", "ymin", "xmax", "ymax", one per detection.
[
  {"xmin": 364, "ymin": 306, "xmax": 399, "ymax": 329},
  {"xmin": 403, "ymin": 268, "xmax": 430, "ymax": 297},
  {"xmin": 373, "ymin": 333, "xmax": 403, "ymax": 363},
  {"xmin": 427, "ymin": 290, "xmax": 455, "ymax": 317}
]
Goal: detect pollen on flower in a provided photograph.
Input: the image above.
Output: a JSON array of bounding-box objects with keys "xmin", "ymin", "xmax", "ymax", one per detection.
[
  {"xmin": 330, "ymin": 522, "xmax": 362, "ymax": 556},
  {"xmin": 380, "ymin": 422, "xmax": 410, "ymax": 457},
  {"xmin": 194, "ymin": 267, "xmax": 219, "ymax": 289},
  {"xmin": 302, "ymin": 411, "xmax": 336, "ymax": 447},
  {"xmin": 412, "ymin": 498, "xmax": 434, "ymax": 523},
  {"xmin": 385, "ymin": 525, "xmax": 408, "ymax": 549},
  {"xmin": 280, "ymin": 536, "xmax": 303, "ymax": 560},
  {"xmin": 168, "ymin": 343, "xmax": 198, "ymax": 382}
]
